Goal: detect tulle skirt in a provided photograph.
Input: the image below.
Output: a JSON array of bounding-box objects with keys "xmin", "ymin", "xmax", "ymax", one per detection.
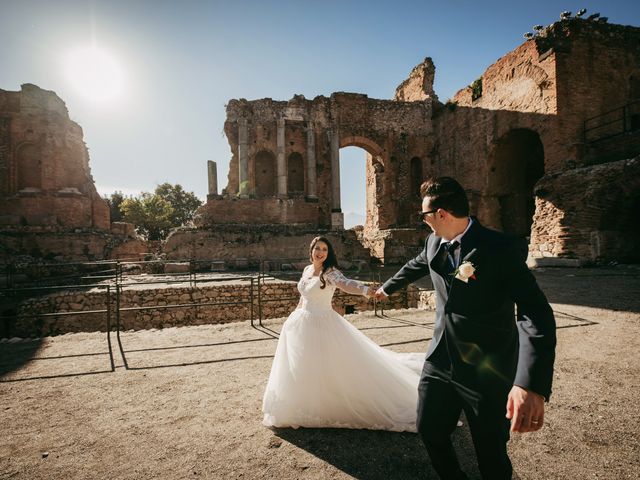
[{"xmin": 262, "ymin": 307, "xmax": 425, "ymax": 432}]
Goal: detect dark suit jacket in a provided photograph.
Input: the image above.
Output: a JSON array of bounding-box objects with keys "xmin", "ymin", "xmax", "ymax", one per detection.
[{"xmin": 382, "ymin": 219, "xmax": 556, "ymax": 403}]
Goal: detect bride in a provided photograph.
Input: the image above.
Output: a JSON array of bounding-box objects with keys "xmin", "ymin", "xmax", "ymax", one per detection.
[{"xmin": 262, "ymin": 236, "xmax": 426, "ymax": 432}]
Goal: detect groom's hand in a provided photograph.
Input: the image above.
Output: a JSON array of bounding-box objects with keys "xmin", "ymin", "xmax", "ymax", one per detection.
[
  {"xmin": 374, "ymin": 287, "xmax": 389, "ymax": 301},
  {"xmin": 506, "ymin": 385, "xmax": 545, "ymax": 433}
]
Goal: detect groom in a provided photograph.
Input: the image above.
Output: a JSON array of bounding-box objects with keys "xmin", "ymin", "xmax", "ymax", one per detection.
[{"xmin": 375, "ymin": 176, "xmax": 556, "ymax": 480}]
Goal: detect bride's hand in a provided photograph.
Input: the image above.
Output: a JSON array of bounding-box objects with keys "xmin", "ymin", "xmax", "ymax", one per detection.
[{"xmin": 366, "ymin": 285, "xmax": 378, "ymax": 298}]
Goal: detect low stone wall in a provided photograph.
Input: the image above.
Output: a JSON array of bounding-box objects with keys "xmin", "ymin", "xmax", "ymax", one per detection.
[{"xmin": 7, "ymin": 279, "xmax": 423, "ymax": 338}]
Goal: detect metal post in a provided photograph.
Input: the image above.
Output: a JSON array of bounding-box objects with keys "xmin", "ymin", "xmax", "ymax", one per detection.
[
  {"xmin": 258, "ymin": 269, "xmax": 263, "ymax": 327},
  {"xmin": 106, "ymin": 285, "xmax": 115, "ymax": 371},
  {"xmin": 250, "ymin": 277, "xmax": 254, "ymax": 327},
  {"xmin": 116, "ymin": 284, "xmax": 121, "ymax": 334}
]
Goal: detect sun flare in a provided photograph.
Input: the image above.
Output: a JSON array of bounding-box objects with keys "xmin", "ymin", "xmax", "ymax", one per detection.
[{"xmin": 64, "ymin": 46, "xmax": 125, "ymax": 103}]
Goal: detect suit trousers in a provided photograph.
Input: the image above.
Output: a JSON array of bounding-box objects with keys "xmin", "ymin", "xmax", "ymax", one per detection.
[{"xmin": 417, "ymin": 366, "xmax": 513, "ymax": 480}]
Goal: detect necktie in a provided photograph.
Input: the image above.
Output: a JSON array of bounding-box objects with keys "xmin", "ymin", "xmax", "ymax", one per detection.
[{"xmin": 442, "ymin": 240, "xmax": 460, "ymax": 286}]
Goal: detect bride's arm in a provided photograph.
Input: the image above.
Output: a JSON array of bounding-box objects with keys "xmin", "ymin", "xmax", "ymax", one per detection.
[{"xmin": 325, "ymin": 269, "xmax": 372, "ymax": 297}]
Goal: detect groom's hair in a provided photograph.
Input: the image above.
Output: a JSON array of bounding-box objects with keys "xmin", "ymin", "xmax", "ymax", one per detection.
[{"xmin": 420, "ymin": 176, "xmax": 469, "ymax": 218}]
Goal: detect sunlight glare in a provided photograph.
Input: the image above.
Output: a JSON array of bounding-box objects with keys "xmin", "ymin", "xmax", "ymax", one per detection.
[{"xmin": 64, "ymin": 46, "xmax": 125, "ymax": 103}]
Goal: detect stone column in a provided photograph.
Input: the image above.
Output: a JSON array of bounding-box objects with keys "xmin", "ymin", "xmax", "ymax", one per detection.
[
  {"xmin": 330, "ymin": 129, "xmax": 344, "ymax": 229},
  {"xmin": 238, "ymin": 118, "xmax": 249, "ymax": 197},
  {"xmin": 276, "ymin": 117, "xmax": 287, "ymax": 197},
  {"xmin": 207, "ymin": 160, "xmax": 218, "ymax": 198},
  {"xmin": 306, "ymin": 123, "xmax": 317, "ymax": 200}
]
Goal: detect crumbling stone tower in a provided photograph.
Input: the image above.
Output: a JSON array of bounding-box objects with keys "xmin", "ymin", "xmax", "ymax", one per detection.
[{"xmin": 0, "ymin": 84, "xmax": 144, "ymax": 261}]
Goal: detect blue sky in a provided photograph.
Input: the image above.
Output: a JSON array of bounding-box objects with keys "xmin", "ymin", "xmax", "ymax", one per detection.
[{"xmin": 2, "ymin": 0, "xmax": 639, "ymax": 227}]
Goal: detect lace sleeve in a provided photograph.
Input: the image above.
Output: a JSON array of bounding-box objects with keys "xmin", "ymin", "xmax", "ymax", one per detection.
[{"xmin": 325, "ymin": 269, "xmax": 370, "ymax": 296}]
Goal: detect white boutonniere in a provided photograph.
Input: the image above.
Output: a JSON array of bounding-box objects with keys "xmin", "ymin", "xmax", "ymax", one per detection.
[{"xmin": 453, "ymin": 261, "xmax": 477, "ymax": 283}]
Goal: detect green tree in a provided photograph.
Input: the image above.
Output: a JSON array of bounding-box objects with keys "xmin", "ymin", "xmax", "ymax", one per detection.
[
  {"xmin": 103, "ymin": 191, "xmax": 125, "ymax": 222},
  {"xmin": 117, "ymin": 184, "xmax": 203, "ymax": 240},
  {"xmin": 154, "ymin": 183, "xmax": 203, "ymax": 227},
  {"xmin": 120, "ymin": 193, "xmax": 175, "ymax": 240}
]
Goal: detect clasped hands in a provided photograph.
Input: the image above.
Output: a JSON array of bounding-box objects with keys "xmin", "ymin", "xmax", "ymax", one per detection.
[{"xmin": 365, "ymin": 285, "xmax": 389, "ymax": 301}]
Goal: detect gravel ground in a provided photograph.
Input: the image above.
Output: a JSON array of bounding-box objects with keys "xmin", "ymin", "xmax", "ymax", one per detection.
[{"xmin": 0, "ymin": 266, "xmax": 639, "ymax": 480}]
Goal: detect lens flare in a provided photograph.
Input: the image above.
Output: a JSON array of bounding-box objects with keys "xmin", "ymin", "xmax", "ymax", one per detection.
[{"xmin": 64, "ymin": 46, "xmax": 125, "ymax": 103}]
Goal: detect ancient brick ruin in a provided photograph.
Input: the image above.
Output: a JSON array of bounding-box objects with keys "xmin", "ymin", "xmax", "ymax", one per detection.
[
  {"xmin": 185, "ymin": 91, "xmax": 434, "ymax": 264},
  {"xmin": 188, "ymin": 17, "xmax": 640, "ymax": 265},
  {"xmin": 1, "ymin": 18, "xmax": 638, "ymax": 267},
  {"xmin": 0, "ymin": 84, "xmax": 145, "ymax": 261}
]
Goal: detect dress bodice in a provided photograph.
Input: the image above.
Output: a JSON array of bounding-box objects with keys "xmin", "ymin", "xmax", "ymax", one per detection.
[{"xmin": 297, "ymin": 265, "xmax": 368, "ymax": 311}]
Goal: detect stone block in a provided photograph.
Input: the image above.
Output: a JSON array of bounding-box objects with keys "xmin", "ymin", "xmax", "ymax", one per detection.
[
  {"xmin": 164, "ymin": 262, "xmax": 190, "ymax": 274},
  {"xmin": 529, "ymin": 257, "xmax": 586, "ymax": 268}
]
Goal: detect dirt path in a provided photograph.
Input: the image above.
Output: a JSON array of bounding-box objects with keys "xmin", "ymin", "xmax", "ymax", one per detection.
[{"xmin": 1, "ymin": 266, "xmax": 639, "ymax": 479}]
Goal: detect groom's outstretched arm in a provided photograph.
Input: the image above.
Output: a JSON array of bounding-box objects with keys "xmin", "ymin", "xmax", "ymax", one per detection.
[
  {"xmin": 380, "ymin": 238, "xmax": 431, "ymax": 296},
  {"xmin": 503, "ymin": 239, "xmax": 557, "ymax": 400}
]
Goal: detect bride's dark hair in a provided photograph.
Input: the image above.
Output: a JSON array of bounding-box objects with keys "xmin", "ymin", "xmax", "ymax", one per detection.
[{"xmin": 309, "ymin": 236, "xmax": 339, "ymax": 289}]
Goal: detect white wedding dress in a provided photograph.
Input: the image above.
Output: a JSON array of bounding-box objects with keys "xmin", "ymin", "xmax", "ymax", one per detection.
[{"xmin": 262, "ymin": 265, "xmax": 426, "ymax": 432}]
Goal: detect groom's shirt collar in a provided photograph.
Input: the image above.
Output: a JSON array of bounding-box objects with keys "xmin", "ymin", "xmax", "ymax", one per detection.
[
  {"xmin": 439, "ymin": 217, "xmax": 473, "ymax": 265},
  {"xmin": 439, "ymin": 217, "xmax": 473, "ymax": 248}
]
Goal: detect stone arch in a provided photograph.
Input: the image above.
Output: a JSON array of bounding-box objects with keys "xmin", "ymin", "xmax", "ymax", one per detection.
[
  {"xmin": 254, "ymin": 150, "xmax": 276, "ymax": 197},
  {"xmin": 287, "ymin": 152, "xmax": 304, "ymax": 194},
  {"xmin": 487, "ymin": 129, "xmax": 544, "ymax": 237},
  {"xmin": 338, "ymin": 135, "xmax": 390, "ymax": 230},
  {"xmin": 339, "ymin": 135, "xmax": 384, "ymax": 157},
  {"xmin": 17, "ymin": 143, "xmax": 42, "ymax": 191}
]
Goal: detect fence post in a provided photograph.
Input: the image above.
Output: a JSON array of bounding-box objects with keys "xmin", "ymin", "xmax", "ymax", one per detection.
[
  {"xmin": 250, "ymin": 277, "xmax": 255, "ymax": 327},
  {"xmin": 106, "ymin": 284, "xmax": 115, "ymax": 371},
  {"xmin": 115, "ymin": 262, "xmax": 122, "ymax": 335},
  {"xmin": 258, "ymin": 263, "xmax": 263, "ymax": 327}
]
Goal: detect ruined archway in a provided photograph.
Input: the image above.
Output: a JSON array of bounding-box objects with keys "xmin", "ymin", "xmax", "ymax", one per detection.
[
  {"xmin": 287, "ymin": 152, "xmax": 304, "ymax": 195},
  {"xmin": 487, "ymin": 129, "xmax": 544, "ymax": 237},
  {"xmin": 254, "ymin": 150, "xmax": 276, "ymax": 197},
  {"xmin": 339, "ymin": 147, "xmax": 367, "ymax": 229},
  {"xmin": 339, "ymin": 136, "xmax": 386, "ymax": 232}
]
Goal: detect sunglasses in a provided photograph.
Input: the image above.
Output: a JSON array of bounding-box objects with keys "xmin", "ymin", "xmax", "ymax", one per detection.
[{"xmin": 417, "ymin": 209, "xmax": 438, "ymax": 222}]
